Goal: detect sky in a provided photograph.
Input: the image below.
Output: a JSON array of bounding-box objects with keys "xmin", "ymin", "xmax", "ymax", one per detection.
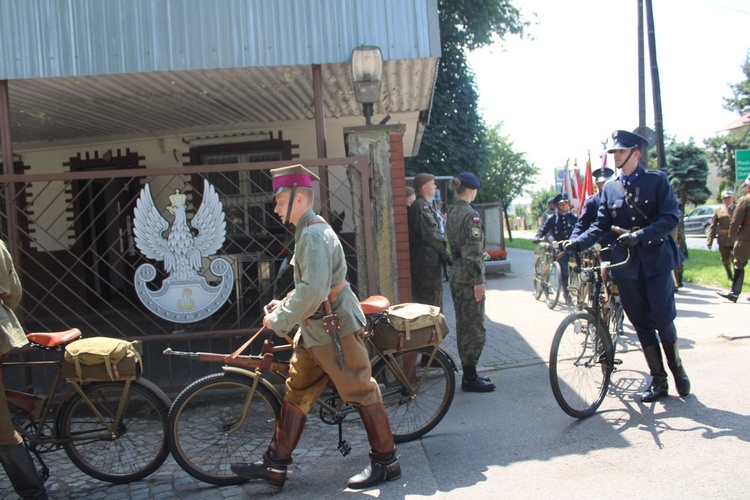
[{"xmin": 468, "ymin": 0, "xmax": 750, "ymax": 193}]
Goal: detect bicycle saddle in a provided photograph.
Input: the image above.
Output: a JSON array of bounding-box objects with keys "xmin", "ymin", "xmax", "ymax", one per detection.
[
  {"xmin": 27, "ymin": 328, "xmax": 82, "ymax": 348},
  {"xmin": 360, "ymin": 295, "xmax": 390, "ymax": 315}
]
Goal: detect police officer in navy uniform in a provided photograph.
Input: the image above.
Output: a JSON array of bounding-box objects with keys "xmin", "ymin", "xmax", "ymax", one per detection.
[
  {"xmin": 565, "ymin": 130, "xmax": 690, "ymax": 402},
  {"xmin": 571, "ymin": 167, "xmax": 615, "ymax": 261},
  {"xmin": 533, "ymin": 193, "xmax": 578, "ymax": 301}
]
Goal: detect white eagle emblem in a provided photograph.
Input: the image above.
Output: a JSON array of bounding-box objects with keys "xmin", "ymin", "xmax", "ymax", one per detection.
[{"xmin": 132, "ymin": 180, "xmax": 234, "ymax": 323}]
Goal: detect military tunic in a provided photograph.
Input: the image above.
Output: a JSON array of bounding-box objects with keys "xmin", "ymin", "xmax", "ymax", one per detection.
[
  {"xmin": 729, "ymin": 193, "xmax": 750, "ymax": 269},
  {"xmin": 408, "ymin": 196, "xmax": 450, "ymax": 308},
  {"xmin": 571, "ymin": 192, "xmax": 615, "ymax": 261},
  {"xmin": 446, "ymin": 200, "xmax": 486, "ymax": 367},
  {"xmin": 0, "ymin": 240, "xmax": 27, "ymax": 446},
  {"xmin": 535, "ymin": 209, "xmax": 578, "ymax": 296},
  {"xmin": 575, "ymin": 164, "xmax": 683, "ymax": 347},
  {"xmin": 266, "ymin": 210, "xmax": 378, "ymax": 414},
  {"xmin": 707, "ymin": 204, "xmax": 735, "ymax": 268}
]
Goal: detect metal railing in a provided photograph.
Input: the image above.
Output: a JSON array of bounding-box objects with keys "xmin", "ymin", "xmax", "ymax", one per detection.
[{"xmin": 1, "ymin": 156, "xmax": 374, "ymax": 388}]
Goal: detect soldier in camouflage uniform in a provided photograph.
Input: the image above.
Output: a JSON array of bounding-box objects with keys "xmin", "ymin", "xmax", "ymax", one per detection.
[
  {"xmin": 445, "ymin": 172, "xmax": 495, "ymax": 393},
  {"xmin": 707, "ymin": 189, "xmax": 736, "ymax": 281},
  {"xmin": 408, "ymin": 173, "xmax": 452, "ymax": 309}
]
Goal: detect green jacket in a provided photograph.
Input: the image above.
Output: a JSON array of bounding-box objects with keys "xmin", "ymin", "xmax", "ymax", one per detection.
[
  {"xmin": 0, "ymin": 240, "xmax": 26, "ymax": 356},
  {"xmin": 446, "ymin": 200, "xmax": 485, "ymax": 286},
  {"xmin": 408, "ymin": 196, "xmax": 450, "ymax": 271},
  {"xmin": 268, "ymin": 210, "xmax": 365, "ymax": 347}
]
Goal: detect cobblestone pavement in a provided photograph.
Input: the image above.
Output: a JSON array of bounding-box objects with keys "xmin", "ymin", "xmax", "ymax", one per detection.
[{"xmin": 2, "ymin": 247, "xmax": 746, "ymax": 498}]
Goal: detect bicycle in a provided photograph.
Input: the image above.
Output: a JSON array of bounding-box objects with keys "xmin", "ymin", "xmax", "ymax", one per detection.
[
  {"xmin": 163, "ymin": 295, "xmax": 458, "ymax": 486},
  {"xmin": 548, "ymin": 245, "xmax": 629, "ymax": 418},
  {"xmin": 2, "ymin": 329, "xmax": 171, "ymax": 483},
  {"xmin": 565, "ymin": 244, "xmax": 602, "ymax": 312},
  {"xmin": 533, "ymin": 241, "xmax": 563, "ymax": 309}
]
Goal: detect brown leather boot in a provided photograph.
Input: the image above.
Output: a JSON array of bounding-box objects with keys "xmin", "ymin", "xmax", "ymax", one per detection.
[
  {"xmin": 231, "ymin": 401, "xmax": 306, "ymax": 492},
  {"xmin": 348, "ymin": 403, "xmax": 401, "ymax": 490}
]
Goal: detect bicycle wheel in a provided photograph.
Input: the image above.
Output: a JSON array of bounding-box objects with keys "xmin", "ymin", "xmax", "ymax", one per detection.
[
  {"xmin": 533, "ymin": 257, "xmax": 544, "ymax": 300},
  {"xmin": 549, "ymin": 312, "xmax": 613, "ymax": 418},
  {"xmin": 167, "ymin": 372, "xmax": 281, "ymax": 485},
  {"xmin": 58, "ymin": 381, "xmax": 169, "ymax": 483},
  {"xmin": 371, "ymin": 347, "xmax": 455, "ymax": 443},
  {"xmin": 545, "ymin": 261, "xmax": 562, "ymax": 309}
]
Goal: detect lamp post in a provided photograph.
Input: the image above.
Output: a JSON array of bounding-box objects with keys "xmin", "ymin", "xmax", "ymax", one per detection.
[{"xmin": 350, "ymin": 46, "xmax": 383, "ymax": 125}]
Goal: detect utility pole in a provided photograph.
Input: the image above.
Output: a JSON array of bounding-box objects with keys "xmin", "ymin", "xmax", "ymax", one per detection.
[{"xmin": 644, "ymin": 0, "xmax": 667, "ymax": 172}]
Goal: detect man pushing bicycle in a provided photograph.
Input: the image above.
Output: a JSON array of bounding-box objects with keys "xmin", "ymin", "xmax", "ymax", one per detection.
[{"xmin": 230, "ymin": 165, "xmax": 401, "ymax": 492}]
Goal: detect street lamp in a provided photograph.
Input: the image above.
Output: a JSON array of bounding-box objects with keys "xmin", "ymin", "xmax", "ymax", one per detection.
[{"xmin": 350, "ymin": 46, "xmax": 383, "ymax": 125}]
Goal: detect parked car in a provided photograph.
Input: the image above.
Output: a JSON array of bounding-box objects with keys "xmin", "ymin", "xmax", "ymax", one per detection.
[{"xmin": 683, "ymin": 204, "xmax": 722, "ymax": 236}]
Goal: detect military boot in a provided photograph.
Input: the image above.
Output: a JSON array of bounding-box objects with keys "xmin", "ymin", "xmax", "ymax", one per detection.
[
  {"xmin": 0, "ymin": 442, "xmax": 48, "ymax": 499},
  {"xmin": 717, "ymin": 269, "xmax": 743, "ymax": 302},
  {"xmin": 662, "ymin": 341, "xmax": 690, "ymax": 397},
  {"xmin": 641, "ymin": 345, "xmax": 669, "ymax": 402},
  {"xmin": 724, "ymin": 263, "xmax": 733, "ymax": 281},
  {"xmin": 348, "ymin": 403, "xmax": 401, "ymax": 489},
  {"xmin": 231, "ymin": 402, "xmax": 306, "ymax": 492},
  {"xmin": 461, "ymin": 365, "xmax": 495, "ymax": 392}
]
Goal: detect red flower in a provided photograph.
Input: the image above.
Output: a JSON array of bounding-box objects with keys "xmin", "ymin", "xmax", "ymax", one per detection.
[{"xmin": 483, "ymin": 248, "xmax": 508, "ymax": 261}]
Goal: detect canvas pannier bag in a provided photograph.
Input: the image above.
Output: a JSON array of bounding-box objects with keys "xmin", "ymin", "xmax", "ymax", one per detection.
[
  {"xmin": 372, "ymin": 303, "xmax": 450, "ymax": 352},
  {"xmin": 63, "ymin": 337, "xmax": 143, "ymax": 381}
]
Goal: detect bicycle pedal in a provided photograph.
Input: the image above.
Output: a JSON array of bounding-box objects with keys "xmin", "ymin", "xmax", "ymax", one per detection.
[
  {"xmin": 613, "ymin": 358, "xmax": 623, "ymax": 365},
  {"xmin": 338, "ymin": 441, "xmax": 352, "ymax": 456}
]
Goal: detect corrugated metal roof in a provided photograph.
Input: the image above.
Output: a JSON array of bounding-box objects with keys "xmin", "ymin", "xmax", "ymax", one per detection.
[
  {"xmin": 7, "ymin": 59, "xmax": 438, "ymax": 145},
  {"xmin": 1, "ymin": 0, "xmax": 440, "ymax": 80}
]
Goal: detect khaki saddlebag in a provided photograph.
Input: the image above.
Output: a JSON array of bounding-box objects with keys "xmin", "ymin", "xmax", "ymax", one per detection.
[
  {"xmin": 372, "ymin": 303, "xmax": 450, "ymax": 352},
  {"xmin": 63, "ymin": 337, "xmax": 143, "ymax": 381}
]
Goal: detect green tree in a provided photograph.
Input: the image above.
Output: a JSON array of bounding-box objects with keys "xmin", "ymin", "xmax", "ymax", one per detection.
[
  {"xmin": 665, "ymin": 140, "xmax": 711, "ymax": 206},
  {"xmin": 406, "ymin": 0, "xmax": 525, "ymax": 177},
  {"xmin": 706, "ymin": 50, "xmax": 750, "ymax": 183},
  {"xmin": 476, "ymin": 124, "xmax": 538, "ymax": 241},
  {"xmin": 531, "ymin": 186, "xmax": 559, "ymax": 226}
]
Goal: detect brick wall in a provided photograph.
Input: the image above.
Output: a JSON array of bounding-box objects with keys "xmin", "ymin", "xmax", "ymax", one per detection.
[{"xmin": 390, "ymin": 133, "xmax": 412, "ymax": 303}]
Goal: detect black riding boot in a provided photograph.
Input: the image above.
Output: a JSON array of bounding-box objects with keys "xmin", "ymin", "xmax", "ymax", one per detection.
[
  {"xmin": 231, "ymin": 402, "xmax": 306, "ymax": 492},
  {"xmin": 0, "ymin": 442, "xmax": 48, "ymax": 499},
  {"xmin": 724, "ymin": 263, "xmax": 733, "ymax": 281},
  {"xmin": 461, "ymin": 365, "xmax": 495, "ymax": 392},
  {"xmin": 348, "ymin": 403, "xmax": 401, "ymax": 489},
  {"xmin": 641, "ymin": 345, "xmax": 669, "ymax": 402},
  {"xmin": 717, "ymin": 269, "xmax": 743, "ymax": 302},
  {"xmin": 662, "ymin": 341, "xmax": 690, "ymax": 397}
]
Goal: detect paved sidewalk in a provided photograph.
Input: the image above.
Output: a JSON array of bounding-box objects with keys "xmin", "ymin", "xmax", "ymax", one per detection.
[{"xmin": 2, "ymin": 247, "xmax": 748, "ymax": 498}]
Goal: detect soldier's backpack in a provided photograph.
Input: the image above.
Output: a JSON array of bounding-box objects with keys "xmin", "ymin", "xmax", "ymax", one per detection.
[
  {"xmin": 63, "ymin": 337, "xmax": 143, "ymax": 381},
  {"xmin": 372, "ymin": 303, "xmax": 449, "ymax": 352}
]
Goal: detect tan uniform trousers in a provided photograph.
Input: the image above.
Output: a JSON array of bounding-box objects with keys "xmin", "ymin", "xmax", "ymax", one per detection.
[
  {"xmin": 284, "ymin": 329, "xmax": 381, "ymax": 414},
  {"xmin": 0, "ymin": 357, "xmax": 22, "ymax": 446}
]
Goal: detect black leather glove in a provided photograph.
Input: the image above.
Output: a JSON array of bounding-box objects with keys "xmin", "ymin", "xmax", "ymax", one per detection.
[
  {"xmin": 707, "ymin": 243, "xmax": 713, "ymax": 250},
  {"xmin": 532, "ymin": 236, "xmax": 541, "ymax": 244},
  {"xmin": 561, "ymin": 240, "xmax": 580, "ymax": 252},
  {"xmin": 617, "ymin": 232, "xmax": 640, "ymax": 248}
]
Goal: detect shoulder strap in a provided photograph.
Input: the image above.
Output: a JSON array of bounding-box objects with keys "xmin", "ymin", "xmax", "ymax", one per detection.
[{"xmin": 616, "ymin": 179, "xmax": 651, "ymax": 223}]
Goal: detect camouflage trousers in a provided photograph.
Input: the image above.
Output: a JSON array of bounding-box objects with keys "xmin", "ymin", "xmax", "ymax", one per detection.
[
  {"xmin": 411, "ymin": 275, "xmax": 443, "ymax": 310},
  {"xmin": 449, "ymin": 281, "xmax": 486, "ymax": 367}
]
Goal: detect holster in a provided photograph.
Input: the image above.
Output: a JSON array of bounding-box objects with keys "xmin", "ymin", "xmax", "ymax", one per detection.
[{"xmin": 322, "ymin": 299, "xmax": 344, "ymax": 370}]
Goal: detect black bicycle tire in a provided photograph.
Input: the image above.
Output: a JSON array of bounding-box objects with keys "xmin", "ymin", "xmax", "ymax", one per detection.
[
  {"xmin": 166, "ymin": 372, "xmax": 282, "ymax": 486},
  {"xmin": 545, "ymin": 261, "xmax": 562, "ymax": 309},
  {"xmin": 58, "ymin": 381, "xmax": 169, "ymax": 483},
  {"xmin": 371, "ymin": 347, "xmax": 455, "ymax": 443},
  {"xmin": 533, "ymin": 257, "xmax": 544, "ymax": 300},
  {"xmin": 549, "ymin": 312, "xmax": 614, "ymax": 419}
]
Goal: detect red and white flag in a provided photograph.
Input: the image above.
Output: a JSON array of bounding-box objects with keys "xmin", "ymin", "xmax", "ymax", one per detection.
[{"xmin": 582, "ymin": 154, "xmax": 594, "ymax": 201}]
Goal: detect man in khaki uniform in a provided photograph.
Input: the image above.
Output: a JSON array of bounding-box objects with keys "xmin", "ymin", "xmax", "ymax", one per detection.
[
  {"xmin": 707, "ymin": 189, "xmax": 736, "ymax": 280},
  {"xmin": 408, "ymin": 173, "xmax": 452, "ymax": 309},
  {"xmin": 0, "ymin": 240, "xmax": 48, "ymax": 499},
  {"xmin": 231, "ymin": 165, "xmax": 400, "ymax": 492},
  {"xmin": 718, "ymin": 176, "xmax": 750, "ymax": 302}
]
